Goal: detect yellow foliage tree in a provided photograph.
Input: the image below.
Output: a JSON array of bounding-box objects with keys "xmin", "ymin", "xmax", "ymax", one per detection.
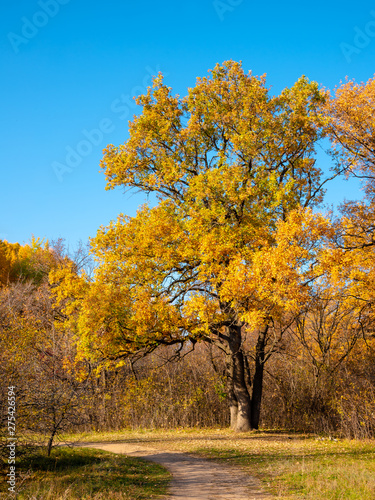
[
  {"xmin": 54, "ymin": 61, "xmax": 338, "ymax": 431},
  {"xmin": 324, "ymin": 75, "xmax": 375, "ymax": 334}
]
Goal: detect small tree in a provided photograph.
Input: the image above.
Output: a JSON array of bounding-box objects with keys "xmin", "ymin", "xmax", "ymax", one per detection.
[{"xmin": 0, "ymin": 240, "xmax": 92, "ymax": 455}]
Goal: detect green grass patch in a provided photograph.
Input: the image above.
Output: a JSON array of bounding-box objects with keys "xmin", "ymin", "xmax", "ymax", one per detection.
[
  {"xmin": 192, "ymin": 436, "xmax": 375, "ymax": 499},
  {"xmin": 0, "ymin": 446, "xmax": 170, "ymax": 499}
]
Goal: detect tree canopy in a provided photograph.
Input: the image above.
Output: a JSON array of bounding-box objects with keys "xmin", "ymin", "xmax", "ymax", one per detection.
[
  {"xmin": 50, "ymin": 62, "xmax": 375, "ymax": 432},
  {"xmin": 52, "ymin": 61, "xmax": 346, "ymax": 430}
]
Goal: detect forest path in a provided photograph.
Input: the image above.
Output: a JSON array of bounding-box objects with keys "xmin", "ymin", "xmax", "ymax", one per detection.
[{"xmin": 77, "ymin": 441, "xmax": 272, "ymax": 500}]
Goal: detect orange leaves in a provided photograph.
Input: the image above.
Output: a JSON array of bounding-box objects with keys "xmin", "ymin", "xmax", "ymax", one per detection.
[
  {"xmin": 325, "ymin": 75, "xmax": 375, "ymax": 182},
  {"xmin": 0, "ymin": 240, "xmax": 13, "ymax": 285}
]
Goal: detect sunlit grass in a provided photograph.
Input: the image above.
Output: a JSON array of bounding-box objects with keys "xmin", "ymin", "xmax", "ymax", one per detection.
[
  {"xmin": 0, "ymin": 446, "xmax": 170, "ymax": 499},
  {"xmin": 61, "ymin": 428, "xmax": 375, "ymax": 499}
]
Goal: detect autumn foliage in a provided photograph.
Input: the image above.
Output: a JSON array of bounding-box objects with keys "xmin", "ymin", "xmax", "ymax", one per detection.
[{"xmin": 2, "ymin": 62, "xmax": 375, "ymax": 442}]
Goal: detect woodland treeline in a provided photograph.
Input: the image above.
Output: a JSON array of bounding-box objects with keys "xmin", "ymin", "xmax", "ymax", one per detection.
[{"xmin": 2, "ymin": 61, "xmax": 375, "ymax": 454}]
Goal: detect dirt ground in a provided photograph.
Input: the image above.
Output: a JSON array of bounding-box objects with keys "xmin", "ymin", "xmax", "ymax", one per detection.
[{"xmin": 78, "ymin": 441, "xmax": 272, "ymax": 499}]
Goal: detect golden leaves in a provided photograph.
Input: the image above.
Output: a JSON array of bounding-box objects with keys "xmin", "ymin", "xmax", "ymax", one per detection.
[
  {"xmin": 325, "ymin": 75, "xmax": 375, "ymax": 181},
  {"xmin": 54, "ymin": 61, "xmax": 373, "ymax": 362}
]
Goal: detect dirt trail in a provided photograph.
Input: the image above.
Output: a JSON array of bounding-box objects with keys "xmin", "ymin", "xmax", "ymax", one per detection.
[{"xmin": 77, "ymin": 441, "xmax": 272, "ymax": 500}]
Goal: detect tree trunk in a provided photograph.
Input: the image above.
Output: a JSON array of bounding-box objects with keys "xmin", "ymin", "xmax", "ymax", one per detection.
[
  {"xmin": 227, "ymin": 324, "xmax": 252, "ymax": 431},
  {"xmin": 226, "ymin": 354, "xmax": 238, "ymax": 429},
  {"xmin": 233, "ymin": 350, "xmax": 252, "ymax": 431},
  {"xmin": 47, "ymin": 428, "xmax": 56, "ymax": 456},
  {"xmin": 250, "ymin": 325, "xmax": 268, "ymax": 429}
]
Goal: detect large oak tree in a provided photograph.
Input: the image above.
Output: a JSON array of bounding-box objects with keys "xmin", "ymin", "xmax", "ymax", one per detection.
[{"xmin": 54, "ymin": 61, "xmax": 336, "ymax": 430}]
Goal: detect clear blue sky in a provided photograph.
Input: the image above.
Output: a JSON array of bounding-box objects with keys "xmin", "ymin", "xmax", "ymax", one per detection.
[{"xmin": 1, "ymin": 0, "xmax": 374, "ymax": 246}]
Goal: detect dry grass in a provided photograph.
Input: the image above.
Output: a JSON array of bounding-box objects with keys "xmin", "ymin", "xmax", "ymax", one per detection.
[
  {"xmin": 62, "ymin": 428, "xmax": 375, "ymax": 499},
  {"xmin": 0, "ymin": 446, "xmax": 170, "ymax": 499}
]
